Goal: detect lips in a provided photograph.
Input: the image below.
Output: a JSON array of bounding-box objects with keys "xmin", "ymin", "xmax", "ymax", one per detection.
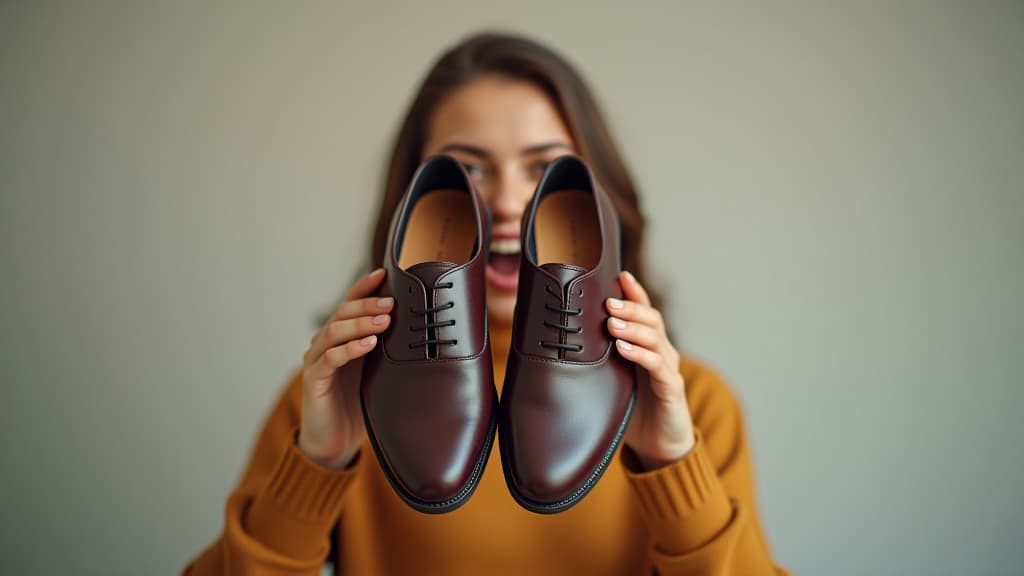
[
  {"xmin": 486, "ymin": 253, "xmax": 519, "ymax": 292},
  {"xmin": 486, "ymin": 234, "xmax": 521, "ymax": 292}
]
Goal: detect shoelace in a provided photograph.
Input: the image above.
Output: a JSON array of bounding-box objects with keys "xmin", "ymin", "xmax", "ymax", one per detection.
[
  {"xmin": 408, "ymin": 281, "xmax": 458, "ymax": 350},
  {"xmin": 539, "ymin": 284, "xmax": 584, "ymax": 353}
]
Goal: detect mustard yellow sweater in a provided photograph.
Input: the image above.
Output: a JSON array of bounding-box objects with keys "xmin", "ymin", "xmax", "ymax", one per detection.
[{"xmin": 184, "ymin": 321, "xmax": 787, "ymax": 575}]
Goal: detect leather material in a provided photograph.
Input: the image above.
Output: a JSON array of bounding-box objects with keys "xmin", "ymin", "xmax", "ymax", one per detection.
[
  {"xmin": 360, "ymin": 155, "xmax": 496, "ymax": 514},
  {"xmin": 500, "ymin": 154, "xmax": 637, "ymax": 514}
]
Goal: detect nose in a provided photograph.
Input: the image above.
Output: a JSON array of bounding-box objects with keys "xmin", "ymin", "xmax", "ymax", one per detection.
[{"xmin": 485, "ymin": 169, "xmax": 534, "ymax": 224}]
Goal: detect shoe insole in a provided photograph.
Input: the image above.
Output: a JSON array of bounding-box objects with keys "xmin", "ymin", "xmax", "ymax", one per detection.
[
  {"xmin": 398, "ymin": 189, "xmax": 477, "ymax": 269},
  {"xmin": 535, "ymin": 190, "xmax": 600, "ymax": 270}
]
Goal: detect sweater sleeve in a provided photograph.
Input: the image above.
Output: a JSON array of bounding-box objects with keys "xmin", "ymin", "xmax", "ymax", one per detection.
[
  {"xmin": 621, "ymin": 358, "xmax": 789, "ymax": 576},
  {"xmin": 182, "ymin": 368, "xmax": 359, "ymax": 576}
]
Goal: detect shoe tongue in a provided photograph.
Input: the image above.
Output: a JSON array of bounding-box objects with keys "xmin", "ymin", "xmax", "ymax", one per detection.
[
  {"xmin": 539, "ymin": 263, "xmax": 587, "ymax": 289},
  {"xmin": 405, "ymin": 261, "xmax": 458, "ymax": 286}
]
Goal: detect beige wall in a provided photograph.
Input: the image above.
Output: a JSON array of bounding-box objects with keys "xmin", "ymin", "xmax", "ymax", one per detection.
[{"xmin": 2, "ymin": 1, "xmax": 1022, "ymax": 574}]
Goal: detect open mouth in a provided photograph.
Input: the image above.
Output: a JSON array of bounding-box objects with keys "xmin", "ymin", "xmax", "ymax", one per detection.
[{"xmin": 485, "ymin": 237, "xmax": 520, "ymax": 292}]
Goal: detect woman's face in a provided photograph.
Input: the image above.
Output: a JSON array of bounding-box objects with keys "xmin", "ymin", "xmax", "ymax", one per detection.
[{"xmin": 422, "ymin": 75, "xmax": 576, "ymax": 325}]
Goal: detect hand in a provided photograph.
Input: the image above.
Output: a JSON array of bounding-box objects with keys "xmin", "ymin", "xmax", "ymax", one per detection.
[
  {"xmin": 607, "ymin": 271, "xmax": 696, "ymax": 471},
  {"xmin": 298, "ymin": 268, "xmax": 392, "ymax": 470}
]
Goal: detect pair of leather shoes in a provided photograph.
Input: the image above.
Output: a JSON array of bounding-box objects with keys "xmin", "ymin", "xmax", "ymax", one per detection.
[{"xmin": 360, "ymin": 154, "xmax": 635, "ymax": 514}]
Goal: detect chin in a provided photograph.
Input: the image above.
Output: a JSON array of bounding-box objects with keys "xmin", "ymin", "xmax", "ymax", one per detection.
[{"xmin": 486, "ymin": 293, "xmax": 517, "ymax": 326}]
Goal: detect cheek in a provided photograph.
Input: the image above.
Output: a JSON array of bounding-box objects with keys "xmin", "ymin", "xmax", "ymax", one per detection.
[
  {"xmin": 486, "ymin": 290, "xmax": 517, "ymax": 321},
  {"xmin": 518, "ymin": 187, "xmax": 536, "ymax": 207}
]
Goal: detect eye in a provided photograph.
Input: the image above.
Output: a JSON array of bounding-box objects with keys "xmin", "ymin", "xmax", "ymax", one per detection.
[
  {"xmin": 461, "ymin": 163, "xmax": 485, "ymax": 179},
  {"xmin": 527, "ymin": 160, "xmax": 551, "ymax": 181}
]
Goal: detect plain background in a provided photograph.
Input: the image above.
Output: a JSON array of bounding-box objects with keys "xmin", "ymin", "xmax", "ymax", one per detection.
[{"xmin": 2, "ymin": 1, "xmax": 1022, "ymax": 574}]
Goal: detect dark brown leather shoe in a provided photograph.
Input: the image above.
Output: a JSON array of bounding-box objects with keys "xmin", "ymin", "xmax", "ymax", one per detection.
[
  {"xmin": 499, "ymin": 154, "xmax": 636, "ymax": 514},
  {"xmin": 360, "ymin": 154, "xmax": 497, "ymax": 514}
]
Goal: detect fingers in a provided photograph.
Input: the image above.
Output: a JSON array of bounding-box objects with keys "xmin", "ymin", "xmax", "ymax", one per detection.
[
  {"xmin": 607, "ymin": 274, "xmax": 684, "ymax": 396},
  {"xmin": 342, "ymin": 268, "xmax": 387, "ymax": 304},
  {"xmin": 303, "ymin": 268, "xmax": 391, "ymax": 389},
  {"xmin": 607, "ymin": 316, "xmax": 663, "ymax": 352},
  {"xmin": 614, "ymin": 339, "xmax": 682, "ymax": 397},
  {"xmin": 329, "ymin": 295, "xmax": 395, "ymax": 324},
  {"xmin": 606, "ymin": 296, "xmax": 666, "ymax": 336},
  {"xmin": 307, "ymin": 335, "xmax": 377, "ymax": 384},
  {"xmin": 307, "ymin": 313, "xmax": 391, "ymax": 366},
  {"xmin": 615, "ymin": 339, "xmax": 666, "ymax": 376},
  {"xmin": 618, "ymin": 270, "xmax": 651, "ymax": 306}
]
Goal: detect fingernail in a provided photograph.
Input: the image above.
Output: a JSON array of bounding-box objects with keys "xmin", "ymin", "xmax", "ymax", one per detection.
[
  {"xmin": 377, "ymin": 297, "xmax": 394, "ymax": 308},
  {"xmin": 623, "ymin": 271, "xmax": 636, "ymax": 282},
  {"xmin": 610, "ymin": 317, "xmax": 627, "ymax": 330},
  {"xmin": 608, "ymin": 298, "xmax": 625, "ymax": 310},
  {"xmin": 372, "ymin": 314, "xmax": 389, "ymax": 325},
  {"xmin": 369, "ymin": 268, "xmax": 384, "ymax": 278},
  {"xmin": 617, "ymin": 339, "xmax": 633, "ymax": 351},
  {"xmin": 360, "ymin": 335, "xmax": 376, "ymax": 346}
]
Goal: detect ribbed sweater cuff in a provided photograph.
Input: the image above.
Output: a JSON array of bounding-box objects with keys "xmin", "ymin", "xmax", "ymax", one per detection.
[
  {"xmin": 622, "ymin": 430, "xmax": 733, "ymax": 555},
  {"xmin": 245, "ymin": 437, "xmax": 358, "ymax": 561}
]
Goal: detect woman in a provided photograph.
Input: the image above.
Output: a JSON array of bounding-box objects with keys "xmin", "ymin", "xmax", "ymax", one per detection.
[{"xmin": 185, "ymin": 33, "xmax": 788, "ymax": 575}]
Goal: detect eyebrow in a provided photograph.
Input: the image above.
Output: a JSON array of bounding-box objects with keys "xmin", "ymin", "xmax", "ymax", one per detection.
[
  {"xmin": 438, "ymin": 143, "xmax": 490, "ymax": 158},
  {"xmin": 520, "ymin": 142, "xmax": 573, "ymax": 156},
  {"xmin": 437, "ymin": 141, "xmax": 573, "ymax": 159}
]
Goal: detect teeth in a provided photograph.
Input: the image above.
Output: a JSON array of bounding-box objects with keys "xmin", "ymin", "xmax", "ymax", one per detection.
[{"xmin": 490, "ymin": 239, "xmax": 520, "ymax": 255}]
